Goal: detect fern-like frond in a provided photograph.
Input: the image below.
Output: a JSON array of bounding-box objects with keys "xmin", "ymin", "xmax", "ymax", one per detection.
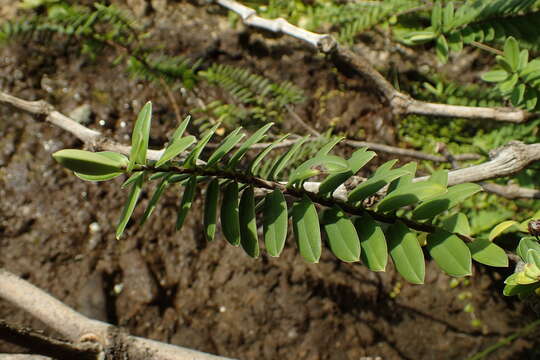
[
  {"xmin": 420, "ymin": 81, "xmax": 504, "ymax": 108},
  {"xmin": 127, "ymin": 55, "xmax": 199, "ymax": 89},
  {"xmin": 453, "ymin": 0, "xmax": 538, "ymax": 28},
  {"xmin": 460, "ymin": 11, "xmax": 540, "ymax": 50},
  {"xmin": 0, "ymin": 3, "xmax": 138, "ymax": 49},
  {"xmin": 306, "ymin": 0, "xmax": 423, "ymax": 44},
  {"xmin": 200, "ymin": 64, "xmax": 305, "ymax": 106}
]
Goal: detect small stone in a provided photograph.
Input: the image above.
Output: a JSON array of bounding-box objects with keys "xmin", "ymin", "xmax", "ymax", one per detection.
[{"xmin": 119, "ymin": 250, "xmax": 158, "ymax": 304}]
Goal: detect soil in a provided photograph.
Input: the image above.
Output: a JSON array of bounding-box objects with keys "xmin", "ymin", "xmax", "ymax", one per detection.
[{"xmin": 0, "ymin": 1, "xmax": 539, "ymax": 359}]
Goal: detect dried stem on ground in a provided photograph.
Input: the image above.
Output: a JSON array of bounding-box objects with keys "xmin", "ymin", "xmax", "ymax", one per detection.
[
  {"xmin": 1, "ymin": 90, "xmax": 539, "ymax": 198},
  {"xmin": 215, "ymin": 0, "xmax": 532, "ymax": 123},
  {"xmin": 0, "ymin": 269, "xmax": 233, "ymax": 360}
]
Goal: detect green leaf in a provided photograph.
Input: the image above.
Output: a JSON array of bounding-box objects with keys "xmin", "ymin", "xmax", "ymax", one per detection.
[
  {"xmin": 184, "ymin": 123, "xmax": 220, "ymax": 168},
  {"xmin": 489, "ymin": 220, "xmax": 518, "ymax": 241},
  {"xmin": 427, "ymin": 229, "xmax": 471, "ymax": 277},
  {"xmin": 436, "ymin": 35, "xmax": 449, "ymax": 63},
  {"xmin": 503, "ymin": 282, "xmax": 540, "ymax": 297},
  {"xmin": 524, "ymin": 87, "xmax": 538, "ymax": 111},
  {"xmin": 403, "ymin": 30, "xmax": 437, "ymax": 45},
  {"xmin": 355, "ymin": 215, "xmax": 387, "ymax": 271},
  {"xmin": 377, "ymin": 181, "xmax": 447, "ymax": 213},
  {"xmin": 431, "ymin": 1, "xmax": 442, "ymax": 32},
  {"xmin": 121, "ymin": 171, "xmax": 145, "ymax": 189},
  {"xmin": 388, "ymin": 221, "xmax": 425, "ymax": 284},
  {"xmin": 498, "ymin": 73, "xmax": 518, "ymax": 94},
  {"xmin": 155, "ymin": 135, "xmax": 196, "ymax": 168},
  {"xmin": 98, "ymin": 151, "xmax": 130, "ymax": 166},
  {"xmin": 176, "ymin": 175, "xmax": 197, "ymax": 231},
  {"xmin": 510, "ymin": 83, "xmax": 526, "ymax": 106},
  {"xmin": 517, "ymin": 237, "xmax": 540, "ymax": 262},
  {"xmin": 206, "ymin": 128, "xmax": 245, "ymax": 167},
  {"xmin": 442, "ymin": 2, "xmax": 454, "ymax": 32},
  {"xmin": 504, "ymin": 36, "xmax": 520, "ymax": 72},
  {"xmin": 322, "ymin": 207, "xmax": 360, "ymax": 262},
  {"xmin": 291, "ymin": 196, "xmax": 321, "ymax": 263},
  {"xmin": 170, "ymin": 115, "xmax": 191, "ymax": 143},
  {"xmin": 518, "ymin": 49, "xmax": 529, "ymax": 70},
  {"xmin": 528, "ymin": 249, "xmax": 540, "ymax": 268},
  {"xmin": 239, "ymin": 187, "xmax": 259, "ymax": 258},
  {"xmin": 250, "ymin": 134, "xmax": 290, "ymax": 175},
  {"xmin": 387, "ymin": 162, "xmax": 416, "ymax": 193},
  {"xmin": 204, "ymin": 179, "xmax": 220, "ymax": 241},
  {"xmin": 263, "ymin": 189, "xmax": 288, "ymax": 257},
  {"xmin": 496, "ymin": 56, "xmax": 514, "ymax": 74},
  {"xmin": 481, "ymin": 70, "xmax": 508, "ymax": 83},
  {"xmin": 318, "ymin": 148, "xmax": 376, "ymax": 196},
  {"xmin": 428, "ymin": 169, "xmax": 448, "ymax": 187},
  {"xmin": 115, "ymin": 172, "xmax": 144, "ymax": 239},
  {"xmin": 442, "ymin": 213, "xmax": 470, "ymax": 235},
  {"xmin": 348, "ymin": 161, "xmax": 411, "ymax": 203},
  {"xmin": 447, "ymin": 31, "xmax": 463, "ymax": 53},
  {"xmin": 221, "ymin": 181, "xmax": 241, "ymax": 246},
  {"xmin": 74, "ymin": 171, "xmax": 123, "ymax": 182},
  {"xmin": 53, "ymin": 149, "xmax": 125, "ymax": 176},
  {"xmin": 315, "ymin": 137, "xmax": 344, "ymax": 157},
  {"xmin": 467, "ymin": 239, "xmax": 508, "ymax": 267},
  {"xmin": 140, "ymin": 174, "xmax": 172, "ymax": 225},
  {"xmin": 288, "ymin": 155, "xmax": 349, "ymax": 186},
  {"xmin": 228, "ymin": 122, "xmax": 274, "ymax": 168},
  {"xmin": 521, "ymin": 59, "xmax": 540, "ymax": 78},
  {"xmin": 268, "ymin": 136, "xmax": 309, "ymax": 180},
  {"xmin": 128, "ymin": 101, "xmax": 152, "ymax": 172},
  {"xmin": 412, "ymin": 183, "xmax": 482, "ymax": 220}
]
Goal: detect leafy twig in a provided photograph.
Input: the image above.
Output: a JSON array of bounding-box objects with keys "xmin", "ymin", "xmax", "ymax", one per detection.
[{"xmin": 1, "ymin": 90, "xmax": 538, "ymax": 198}]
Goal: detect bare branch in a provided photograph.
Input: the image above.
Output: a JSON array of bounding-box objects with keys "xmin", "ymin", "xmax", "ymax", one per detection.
[
  {"xmin": 0, "ymin": 320, "xmax": 100, "ymax": 360},
  {"xmin": 216, "ymin": 0, "xmax": 532, "ymax": 123},
  {"xmin": 0, "ymin": 91, "xmax": 165, "ymax": 161},
  {"xmin": 433, "ymin": 141, "xmax": 540, "ymax": 186},
  {"xmin": 286, "ymin": 105, "xmax": 320, "ymax": 137},
  {"xmin": 343, "ymin": 139, "xmax": 481, "ymax": 162},
  {"xmin": 0, "ymin": 269, "xmax": 234, "ymax": 360},
  {"xmin": 480, "ymin": 183, "xmax": 540, "ymax": 199},
  {"xmin": 0, "ymin": 355, "xmax": 51, "ymax": 360}
]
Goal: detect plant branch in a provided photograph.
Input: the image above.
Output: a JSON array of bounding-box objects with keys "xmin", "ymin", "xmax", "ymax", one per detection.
[
  {"xmin": 215, "ymin": 0, "xmax": 532, "ymax": 123},
  {"xmin": 0, "ymin": 356, "xmax": 51, "ymax": 360},
  {"xmin": 1, "ymin": 90, "xmax": 538, "ymax": 199},
  {"xmin": 480, "ymin": 183, "xmax": 540, "ymax": 199},
  {"xmin": 0, "ymin": 320, "xmax": 100, "ymax": 360},
  {"xmin": 0, "ymin": 269, "xmax": 234, "ymax": 360},
  {"xmin": 141, "ymin": 164, "xmax": 437, "ymax": 233}
]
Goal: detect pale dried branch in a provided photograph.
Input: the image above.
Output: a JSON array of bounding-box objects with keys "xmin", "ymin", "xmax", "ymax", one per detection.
[
  {"xmin": 0, "ymin": 91, "xmax": 165, "ymax": 161},
  {"xmin": 0, "ymin": 269, "xmax": 234, "ymax": 360},
  {"xmin": 480, "ymin": 183, "xmax": 540, "ymax": 199},
  {"xmin": 216, "ymin": 0, "xmax": 532, "ymax": 123},
  {"xmin": 0, "ymin": 320, "xmax": 100, "ymax": 360},
  {"xmin": 0, "ymin": 355, "xmax": 51, "ymax": 360},
  {"xmin": 429, "ymin": 141, "xmax": 540, "ymax": 186}
]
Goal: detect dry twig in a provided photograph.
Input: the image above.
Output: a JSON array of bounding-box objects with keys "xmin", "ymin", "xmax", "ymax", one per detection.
[{"xmin": 0, "ymin": 269, "xmax": 233, "ymax": 360}]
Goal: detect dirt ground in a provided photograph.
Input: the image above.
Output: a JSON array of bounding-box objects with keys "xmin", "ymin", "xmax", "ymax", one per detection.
[{"xmin": 0, "ymin": 1, "xmax": 539, "ymax": 359}]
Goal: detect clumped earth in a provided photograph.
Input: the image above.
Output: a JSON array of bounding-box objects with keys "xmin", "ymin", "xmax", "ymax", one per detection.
[{"xmin": 0, "ymin": 1, "xmax": 539, "ymax": 359}]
